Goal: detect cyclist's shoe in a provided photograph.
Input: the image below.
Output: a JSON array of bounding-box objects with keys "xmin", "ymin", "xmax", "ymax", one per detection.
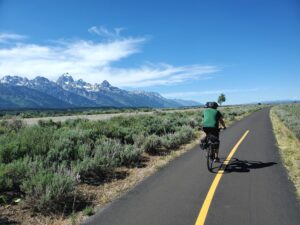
[{"xmin": 214, "ymin": 157, "xmax": 220, "ymax": 163}]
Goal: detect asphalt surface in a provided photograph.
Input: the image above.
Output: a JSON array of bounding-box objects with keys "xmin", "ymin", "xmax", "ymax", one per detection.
[{"xmin": 83, "ymin": 108, "xmax": 300, "ymax": 225}]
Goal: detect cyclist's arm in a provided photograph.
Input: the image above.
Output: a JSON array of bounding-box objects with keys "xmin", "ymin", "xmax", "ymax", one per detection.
[{"xmin": 219, "ymin": 117, "xmax": 226, "ymax": 129}]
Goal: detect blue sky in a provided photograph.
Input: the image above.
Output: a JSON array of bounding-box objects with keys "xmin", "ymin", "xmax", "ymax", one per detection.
[{"xmin": 0, "ymin": 0, "xmax": 299, "ymax": 104}]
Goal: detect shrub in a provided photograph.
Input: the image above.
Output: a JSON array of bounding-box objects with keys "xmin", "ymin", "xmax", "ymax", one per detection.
[
  {"xmin": 21, "ymin": 170, "xmax": 76, "ymax": 212},
  {"xmin": 6, "ymin": 119, "xmax": 25, "ymax": 133},
  {"xmin": 0, "ymin": 126, "xmax": 55, "ymax": 163},
  {"xmin": 75, "ymin": 139, "xmax": 128, "ymax": 178},
  {"xmin": 0, "ymin": 134, "xmax": 18, "ymax": 163},
  {"xmin": 94, "ymin": 139, "xmax": 141, "ymax": 167},
  {"xmin": 132, "ymin": 134, "xmax": 146, "ymax": 148},
  {"xmin": 117, "ymin": 144, "xmax": 142, "ymax": 166},
  {"xmin": 64, "ymin": 118, "xmax": 89, "ymax": 128},
  {"xmin": 143, "ymin": 117, "xmax": 166, "ymax": 136},
  {"xmin": 0, "ymin": 120, "xmax": 24, "ymax": 135},
  {"xmin": 0, "ymin": 158, "xmax": 30, "ymax": 191},
  {"xmin": 178, "ymin": 126, "xmax": 196, "ymax": 143},
  {"xmin": 161, "ymin": 126, "xmax": 195, "ymax": 150},
  {"xmin": 38, "ymin": 119, "xmax": 62, "ymax": 129},
  {"xmin": 142, "ymin": 134, "xmax": 162, "ymax": 154},
  {"xmin": 83, "ymin": 206, "xmax": 94, "ymax": 216},
  {"xmin": 102, "ymin": 122, "xmax": 136, "ymax": 144},
  {"xmin": 20, "ymin": 126, "xmax": 55, "ymax": 156},
  {"xmin": 0, "ymin": 126, "xmax": 6, "ymax": 135},
  {"xmin": 46, "ymin": 129, "xmax": 94, "ymax": 165},
  {"xmin": 161, "ymin": 133, "xmax": 182, "ymax": 150},
  {"xmin": 77, "ymin": 144, "xmax": 93, "ymax": 160},
  {"xmin": 93, "ymin": 139, "xmax": 126, "ymax": 168}
]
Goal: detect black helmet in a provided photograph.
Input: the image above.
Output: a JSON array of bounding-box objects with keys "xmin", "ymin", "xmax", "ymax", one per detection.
[{"xmin": 205, "ymin": 102, "xmax": 218, "ymax": 109}]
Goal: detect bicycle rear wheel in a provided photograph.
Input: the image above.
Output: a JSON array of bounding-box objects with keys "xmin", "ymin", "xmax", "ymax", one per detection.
[{"xmin": 206, "ymin": 146, "xmax": 214, "ymax": 171}]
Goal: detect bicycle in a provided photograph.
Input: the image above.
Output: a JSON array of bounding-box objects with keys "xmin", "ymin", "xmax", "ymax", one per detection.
[
  {"xmin": 200, "ymin": 128, "xmax": 223, "ymax": 171},
  {"xmin": 205, "ymin": 134, "xmax": 220, "ymax": 171}
]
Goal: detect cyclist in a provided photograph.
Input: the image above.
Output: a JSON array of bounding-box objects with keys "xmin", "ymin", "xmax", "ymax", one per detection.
[{"xmin": 201, "ymin": 102, "xmax": 226, "ymax": 162}]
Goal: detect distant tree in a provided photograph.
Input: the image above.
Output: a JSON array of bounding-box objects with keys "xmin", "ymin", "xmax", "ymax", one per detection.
[{"xmin": 217, "ymin": 93, "xmax": 226, "ymax": 106}]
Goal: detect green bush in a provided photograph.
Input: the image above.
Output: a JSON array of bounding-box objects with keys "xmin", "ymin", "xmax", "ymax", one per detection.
[
  {"xmin": 0, "ymin": 134, "xmax": 18, "ymax": 163},
  {"xmin": 176, "ymin": 125, "xmax": 196, "ymax": 144},
  {"xmin": 0, "ymin": 126, "xmax": 6, "ymax": 135},
  {"xmin": 161, "ymin": 126, "xmax": 195, "ymax": 150},
  {"xmin": 46, "ymin": 129, "xmax": 94, "ymax": 165},
  {"xmin": 75, "ymin": 139, "xmax": 141, "ymax": 178},
  {"xmin": 38, "ymin": 119, "xmax": 62, "ymax": 129},
  {"xmin": 142, "ymin": 134, "xmax": 162, "ymax": 154},
  {"xmin": 3, "ymin": 119, "xmax": 25, "ymax": 133},
  {"xmin": 161, "ymin": 133, "xmax": 182, "ymax": 150},
  {"xmin": 21, "ymin": 170, "xmax": 76, "ymax": 212},
  {"xmin": 64, "ymin": 118, "xmax": 89, "ymax": 128},
  {"xmin": 83, "ymin": 206, "xmax": 94, "ymax": 216},
  {"xmin": 0, "ymin": 158, "xmax": 30, "ymax": 191},
  {"xmin": 133, "ymin": 134, "xmax": 146, "ymax": 148},
  {"xmin": 117, "ymin": 144, "xmax": 142, "ymax": 166},
  {"xmin": 77, "ymin": 144, "xmax": 93, "ymax": 160},
  {"xmin": 0, "ymin": 119, "xmax": 25, "ymax": 134},
  {"xmin": 0, "ymin": 126, "xmax": 55, "ymax": 163}
]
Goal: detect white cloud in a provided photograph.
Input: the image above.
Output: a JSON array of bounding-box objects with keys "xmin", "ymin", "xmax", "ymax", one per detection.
[
  {"xmin": 0, "ymin": 32, "xmax": 26, "ymax": 43},
  {"xmin": 0, "ymin": 28, "xmax": 220, "ymax": 87},
  {"xmin": 162, "ymin": 88, "xmax": 259, "ymax": 98},
  {"xmin": 88, "ymin": 26, "xmax": 125, "ymax": 39},
  {"xmin": 0, "ymin": 37, "xmax": 144, "ymax": 80},
  {"xmin": 106, "ymin": 64, "xmax": 218, "ymax": 87}
]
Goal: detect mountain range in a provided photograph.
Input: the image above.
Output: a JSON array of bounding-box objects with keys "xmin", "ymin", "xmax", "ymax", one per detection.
[{"xmin": 0, "ymin": 74, "xmax": 201, "ymax": 109}]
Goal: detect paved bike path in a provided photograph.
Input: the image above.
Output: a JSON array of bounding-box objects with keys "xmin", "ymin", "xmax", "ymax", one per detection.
[{"xmin": 83, "ymin": 108, "xmax": 300, "ymax": 225}]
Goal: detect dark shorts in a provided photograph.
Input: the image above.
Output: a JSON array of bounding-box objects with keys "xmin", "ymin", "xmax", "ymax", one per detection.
[{"xmin": 203, "ymin": 127, "xmax": 219, "ymax": 139}]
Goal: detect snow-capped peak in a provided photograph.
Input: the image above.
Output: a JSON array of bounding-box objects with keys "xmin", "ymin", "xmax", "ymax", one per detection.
[
  {"xmin": 0, "ymin": 75, "xmax": 29, "ymax": 86},
  {"xmin": 56, "ymin": 73, "xmax": 75, "ymax": 86},
  {"xmin": 100, "ymin": 80, "xmax": 111, "ymax": 88},
  {"xmin": 131, "ymin": 90, "xmax": 164, "ymax": 99}
]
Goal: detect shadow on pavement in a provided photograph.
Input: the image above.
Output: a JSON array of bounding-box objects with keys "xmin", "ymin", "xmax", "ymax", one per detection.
[
  {"xmin": 223, "ymin": 158, "xmax": 277, "ymax": 173},
  {"xmin": 209, "ymin": 158, "xmax": 277, "ymax": 174}
]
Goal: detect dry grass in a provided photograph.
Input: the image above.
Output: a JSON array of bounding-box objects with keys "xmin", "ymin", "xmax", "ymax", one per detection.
[{"xmin": 270, "ymin": 109, "xmax": 300, "ymax": 198}]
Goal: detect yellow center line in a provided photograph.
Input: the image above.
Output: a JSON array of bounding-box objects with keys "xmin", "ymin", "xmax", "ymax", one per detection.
[{"xmin": 195, "ymin": 130, "xmax": 250, "ymax": 225}]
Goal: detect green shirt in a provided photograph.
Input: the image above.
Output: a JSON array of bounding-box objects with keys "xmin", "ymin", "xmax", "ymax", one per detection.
[{"xmin": 202, "ymin": 108, "xmax": 222, "ymax": 128}]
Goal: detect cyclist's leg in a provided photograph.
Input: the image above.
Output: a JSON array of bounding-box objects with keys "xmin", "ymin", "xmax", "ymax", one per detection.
[
  {"xmin": 204, "ymin": 128, "xmax": 216, "ymax": 159},
  {"xmin": 201, "ymin": 127, "xmax": 209, "ymax": 149},
  {"xmin": 215, "ymin": 149, "xmax": 219, "ymax": 161},
  {"xmin": 203, "ymin": 127, "xmax": 209, "ymax": 139},
  {"xmin": 212, "ymin": 128, "xmax": 220, "ymax": 160}
]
